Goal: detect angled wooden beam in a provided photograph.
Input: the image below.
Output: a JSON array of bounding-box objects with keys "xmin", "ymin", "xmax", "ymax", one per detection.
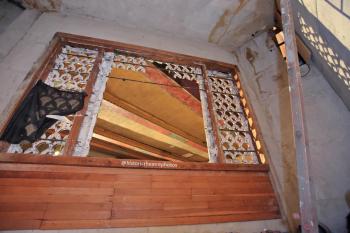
[
  {"xmin": 94, "ymin": 127, "xmax": 192, "ymax": 163},
  {"xmin": 97, "ymin": 100, "xmax": 208, "ymax": 159},
  {"xmin": 103, "ymin": 92, "xmax": 205, "ymax": 147},
  {"xmin": 280, "ymin": 0, "xmax": 318, "ymax": 232},
  {"xmin": 90, "ymin": 138, "xmax": 158, "ymax": 160}
]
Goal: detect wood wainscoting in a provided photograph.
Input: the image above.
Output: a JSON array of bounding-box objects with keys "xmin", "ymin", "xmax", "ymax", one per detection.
[{"xmin": 0, "ymin": 154, "xmax": 279, "ymax": 230}]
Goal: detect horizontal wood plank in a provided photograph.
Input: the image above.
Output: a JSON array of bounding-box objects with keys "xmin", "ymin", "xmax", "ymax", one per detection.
[
  {"xmin": 0, "ymin": 220, "xmax": 41, "ymax": 230},
  {"xmin": 0, "ymin": 153, "xmax": 269, "ymax": 171},
  {"xmin": 0, "ymin": 160, "xmax": 279, "ymax": 230}
]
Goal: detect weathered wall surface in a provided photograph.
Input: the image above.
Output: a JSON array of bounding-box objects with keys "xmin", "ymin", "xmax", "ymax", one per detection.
[
  {"xmin": 0, "ymin": 9, "xmax": 41, "ymax": 62},
  {"xmin": 291, "ymin": 0, "xmax": 350, "ymax": 110},
  {"xmin": 0, "ymin": 0, "xmax": 23, "ymax": 34},
  {"xmin": 0, "ymin": 11, "xmax": 287, "ymax": 233},
  {"xmin": 60, "ymin": 0, "xmax": 274, "ymax": 50},
  {"xmin": 235, "ymin": 32, "xmax": 350, "ymax": 233}
]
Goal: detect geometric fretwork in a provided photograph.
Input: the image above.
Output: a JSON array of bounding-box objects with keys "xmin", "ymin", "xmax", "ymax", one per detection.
[
  {"xmin": 224, "ymin": 151, "xmax": 259, "ymax": 164},
  {"xmin": 114, "ymin": 54, "xmax": 147, "ymax": 73},
  {"xmin": 220, "ymin": 131, "xmax": 254, "ymax": 151},
  {"xmin": 112, "ymin": 52, "xmax": 202, "ymax": 82},
  {"xmin": 7, "ymin": 46, "xmax": 98, "ymax": 155},
  {"xmin": 208, "ymin": 70, "xmax": 262, "ymax": 164},
  {"xmin": 45, "ymin": 46, "xmax": 97, "ymax": 92},
  {"xmin": 215, "ymin": 110, "xmax": 249, "ymax": 131},
  {"xmin": 209, "ymin": 77, "xmax": 239, "ymax": 95},
  {"xmin": 212, "ymin": 93, "xmax": 243, "ymax": 113}
]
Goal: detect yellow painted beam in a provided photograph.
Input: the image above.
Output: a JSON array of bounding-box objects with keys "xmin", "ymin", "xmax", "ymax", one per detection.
[{"xmin": 97, "ymin": 100, "xmax": 208, "ymax": 159}]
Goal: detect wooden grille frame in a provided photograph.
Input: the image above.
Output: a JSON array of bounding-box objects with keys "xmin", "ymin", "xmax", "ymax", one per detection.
[{"xmin": 0, "ymin": 32, "xmax": 269, "ymax": 169}]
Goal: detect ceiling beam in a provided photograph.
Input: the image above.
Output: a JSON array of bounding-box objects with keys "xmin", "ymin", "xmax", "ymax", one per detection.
[
  {"xmin": 93, "ymin": 126, "xmax": 192, "ymax": 163},
  {"xmin": 90, "ymin": 138, "xmax": 160, "ymax": 160},
  {"xmin": 104, "ymin": 92, "xmax": 205, "ymax": 147},
  {"xmin": 97, "ymin": 100, "xmax": 208, "ymax": 159}
]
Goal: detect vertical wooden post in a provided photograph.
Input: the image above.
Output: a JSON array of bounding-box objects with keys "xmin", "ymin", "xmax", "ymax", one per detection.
[
  {"xmin": 63, "ymin": 48, "xmax": 104, "ymax": 156},
  {"xmin": 199, "ymin": 64, "xmax": 225, "ymax": 163},
  {"xmin": 197, "ymin": 75, "xmax": 219, "ymax": 163},
  {"xmin": 280, "ymin": 0, "xmax": 318, "ymax": 232},
  {"xmin": 73, "ymin": 51, "xmax": 115, "ymax": 156}
]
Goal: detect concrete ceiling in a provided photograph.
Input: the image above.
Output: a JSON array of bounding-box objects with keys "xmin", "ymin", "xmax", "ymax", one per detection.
[{"xmin": 23, "ymin": 0, "xmax": 275, "ymax": 50}]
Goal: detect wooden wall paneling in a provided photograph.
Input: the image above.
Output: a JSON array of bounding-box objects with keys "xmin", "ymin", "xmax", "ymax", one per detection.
[{"xmin": 0, "ymin": 160, "xmax": 279, "ymax": 230}]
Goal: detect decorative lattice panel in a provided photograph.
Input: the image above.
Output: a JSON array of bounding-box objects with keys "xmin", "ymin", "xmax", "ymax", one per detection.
[
  {"xmin": 8, "ymin": 119, "xmax": 72, "ymax": 155},
  {"xmin": 220, "ymin": 131, "xmax": 254, "ymax": 151},
  {"xmin": 45, "ymin": 46, "xmax": 97, "ymax": 92},
  {"xmin": 208, "ymin": 71, "xmax": 262, "ymax": 164},
  {"xmin": 212, "ymin": 93, "xmax": 243, "ymax": 113},
  {"xmin": 113, "ymin": 54, "xmax": 147, "ymax": 73},
  {"xmin": 112, "ymin": 52, "xmax": 202, "ymax": 82},
  {"xmin": 215, "ymin": 111, "xmax": 249, "ymax": 131},
  {"xmin": 209, "ymin": 77, "xmax": 239, "ymax": 95},
  {"xmin": 8, "ymin": 46, "xmax": 98, "ymax": 155},
  {"xmin": 224, "ymin": 151, "xmax": 258, "ymax": 164}
]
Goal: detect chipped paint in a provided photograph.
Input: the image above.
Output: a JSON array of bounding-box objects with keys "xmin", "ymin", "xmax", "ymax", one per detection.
[
  {"xmin": 73, "ymin": 52, "xmax": 115, "ymax": 156},
  {"xmin": 246, "ymin": 47, "xmax": 258, "ymax": 74},
  {"xmin": 23, "ymin": 0, "xmax": 61, "ymax": 11},
  {"xmin": 208, "ymin": 0, "xmax": 248, "ymax": 44},
  {"xmin": 197, "ymin": 75, "xmax": 219, "ymax": 163}
]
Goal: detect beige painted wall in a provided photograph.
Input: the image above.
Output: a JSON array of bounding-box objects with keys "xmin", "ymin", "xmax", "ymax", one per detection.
[
  {"xmin": 235, "ymin": 32, "xmax": 350, "ymax": 233},
  {"xmin": 291, "ymin": 0, "xmax": 350, "ymax": 110}
]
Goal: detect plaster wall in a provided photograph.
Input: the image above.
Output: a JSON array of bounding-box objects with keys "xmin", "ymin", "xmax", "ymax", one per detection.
[
  {"xmin": 0, "ymin": 11, "xmax": 287, "ymax": 233},
  {"xmin": 290, "ymin": 0, "xmax": 350, "ymax": 110},
  {"xmin": 0, "ymin": 0, "xmax": 23, "ymax": 34},
  {"xmin": 234, "ymin": 32, "xmax": 350, "ymax": 233},
  {"xmin": 23, "ymin": 0, "xmax": 275, "ymax": 50},
  {"xmin": 59, "ymin": 0, "xmax": 274, "ymax": 50}
]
